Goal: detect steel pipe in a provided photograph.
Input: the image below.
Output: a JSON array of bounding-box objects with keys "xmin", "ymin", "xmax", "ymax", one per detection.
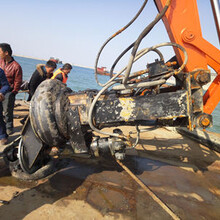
[
  {"xmin": 210, "ymin": 0, "xmax": 220, "ymax": 45},
  {"xmin": 112, "ymin": 79, "xmax": 166, "ymax": 90}
]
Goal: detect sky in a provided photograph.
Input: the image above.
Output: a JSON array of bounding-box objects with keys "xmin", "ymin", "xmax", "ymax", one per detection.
[{"xmin": 0, "ymin": 0, "xmax": 219, "ymax": 72}]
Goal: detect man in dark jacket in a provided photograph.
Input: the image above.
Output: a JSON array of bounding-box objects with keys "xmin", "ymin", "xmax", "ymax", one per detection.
[
  {"xmin": 0, "ymin": 68, "xmax": 10, "ymax": 145},
  {"xmin": 19, "ymin": 60, "xmax": 57, "ymax": 125},
  {"xmin": 27, "ymin": 60, "xmax": 57, "ymax": 101},
  {"xmin": 0, "ymin": 43, "xmax": 22, "ymax": 135}
]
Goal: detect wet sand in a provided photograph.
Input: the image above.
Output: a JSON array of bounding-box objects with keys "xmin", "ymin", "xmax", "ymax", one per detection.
[{"xmin": 0, "ymin": 100, "xmax": 219, "ymax": 219}]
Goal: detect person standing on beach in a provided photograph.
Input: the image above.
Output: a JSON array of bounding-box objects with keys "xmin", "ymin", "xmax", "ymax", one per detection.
[
  {"xmin": 0, "ymin": 68, "xmax": 10, "ymax": 145},
  {"xmin": 51, "ymin": 63, "xmax": 72, "ymax": 83},
  {"xmin": 0, "ymin": 43, "xmax": 22, "ymax": 135},
  {"xmin": 27, "ymin": 60, "xmax": 57, "ymax": 101}
]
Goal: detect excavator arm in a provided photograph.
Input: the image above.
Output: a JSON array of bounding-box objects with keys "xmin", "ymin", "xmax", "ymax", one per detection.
[{"xmin": 155, "ymin": 0, "xmax": 220, "ymax": 114}]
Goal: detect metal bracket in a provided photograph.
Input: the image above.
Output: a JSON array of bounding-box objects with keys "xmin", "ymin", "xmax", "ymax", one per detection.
[{"xmin": 67, "ymin": 107, "xmax": 88, "ymax": 154}]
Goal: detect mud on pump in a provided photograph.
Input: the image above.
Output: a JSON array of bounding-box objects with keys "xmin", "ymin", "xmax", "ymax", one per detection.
[{"xmin": 4, "ymin": 0, "xmax": 220, "ymax": 179}]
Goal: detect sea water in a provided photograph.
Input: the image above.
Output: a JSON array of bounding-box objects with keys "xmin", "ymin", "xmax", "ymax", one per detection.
[{"xmin": 15, "ymin": 56, "xmax": 220, "ymax": 133}]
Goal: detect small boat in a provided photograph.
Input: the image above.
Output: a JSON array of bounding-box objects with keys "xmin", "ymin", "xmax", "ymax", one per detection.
[
  {"xmin": 96, "ymin": 67, "xmax": 122, "ymax": 78},
  {"xmin": 97, "ymin": 67, "xmax": 109, "ymax": 75}
]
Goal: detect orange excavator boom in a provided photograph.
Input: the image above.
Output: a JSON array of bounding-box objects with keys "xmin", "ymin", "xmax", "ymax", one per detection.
[{"xmin": 155, "ymin": 0, "xmax": 220, "ymax": 114}]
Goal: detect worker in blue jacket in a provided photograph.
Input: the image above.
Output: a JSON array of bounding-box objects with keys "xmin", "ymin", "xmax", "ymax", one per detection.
[{"xmin": 0, "ymin": 68, "xmax": 10, "ymax": 146}]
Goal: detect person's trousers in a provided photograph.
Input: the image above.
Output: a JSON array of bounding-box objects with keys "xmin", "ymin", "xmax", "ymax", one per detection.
[
  {"xmin": 0, "ymin": 102, "xmax": 7, "ymax": 139},
  {"xmin": 2, "ymin": 91, "xmax": 15, "ymax": 129}
]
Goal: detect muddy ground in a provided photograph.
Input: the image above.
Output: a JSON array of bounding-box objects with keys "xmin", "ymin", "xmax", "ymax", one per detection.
[{"xmin": 0, "ymin": 100, "xmax": 219, "ymax": 219}]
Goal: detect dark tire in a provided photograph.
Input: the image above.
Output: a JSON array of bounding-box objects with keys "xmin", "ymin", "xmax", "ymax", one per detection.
[{"xmin": 30, "ymin": 79, "xmax": 70, "ymax": 147}]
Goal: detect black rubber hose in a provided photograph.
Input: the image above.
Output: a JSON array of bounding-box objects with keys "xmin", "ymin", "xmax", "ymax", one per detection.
[
  {"xmin": 109, "ymin": 43, "xmax": 134, "ymax": 78},
  {"xmin": 109, "ymin": 46, "xmax": 164, "ymax": 78},
  {"xmin": 123, "ymin": 0, "xmax": 171, "ymax": 84},
  {"xmin": 95, "ymin": 0, "xmax": 149, "ymax": 86}
]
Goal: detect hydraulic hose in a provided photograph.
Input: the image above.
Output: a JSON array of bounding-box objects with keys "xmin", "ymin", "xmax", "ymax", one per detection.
[
  {"xmin": 126, "ymin": 125, "xmax": 140, "ymax": 150},
  {"xmin": 109, "ymin": 47, "xmax": 164, "ymax": 78},
  {"xmin": 95, "ymin": 0, "xmax": 149, "ymax": 87},
  {"xmin": 88, "ymin": 81, "xmax": 128, "ymax": 139},
  {"xmin": 102, "ymin": 46, "xmax": 165, "ymax": 89},
  {"xmin": 119, "ymin": 42, "xmax": 188, "ymax": 78},
  {"xmin": 123, "ymin": 0, "xmax": 172, "ymax": 84}
]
